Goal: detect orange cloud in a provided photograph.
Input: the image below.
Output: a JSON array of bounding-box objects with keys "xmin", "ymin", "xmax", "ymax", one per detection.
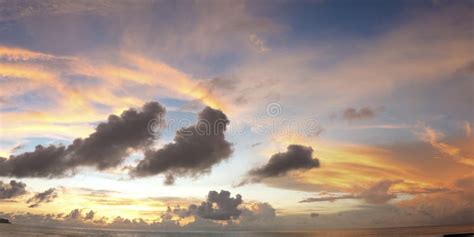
[
  {"xmin": 0, "ymin": 47, "xmax": 236, "ymax": 176},
  {"xmin": 0, "ymin": 45, "xmax": 57, "ymax": 61},
  {"xmin": 0, "ymin": 187, "xmax": 202, "ymax": 223},
  {"xmin": 70, "ymin": 53, "xmax": 229, "ymax": 112},
  {"xmin": 415, "ymin": 124, "xmax": 474, "ymax": 166},
  {"xmin": 263, "ymin": 133, "xmax": 471, "ymax": 195},
  {"xmin": 122, "ymin": 54, "xmax": 228, "ymax": 111},
  {"xmin": 463, "ymin": 121, "xmax": 472, "ymax": 138}
]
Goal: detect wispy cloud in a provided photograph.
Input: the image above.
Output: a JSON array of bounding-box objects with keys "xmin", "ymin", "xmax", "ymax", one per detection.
[
  {"xmin": 415, "ymin": 123, "xmax": 474, "ymax": 166},
  {"xmin": 27, "ymin": 188, "xmax": 58, "ymax": 208}
]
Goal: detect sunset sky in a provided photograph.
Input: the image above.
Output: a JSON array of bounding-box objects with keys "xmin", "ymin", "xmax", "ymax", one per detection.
[{"xmin": 0, "ymin": 0, "xmax": 473, "ymax": 230}]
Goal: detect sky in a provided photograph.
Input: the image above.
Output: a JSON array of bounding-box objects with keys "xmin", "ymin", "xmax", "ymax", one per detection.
[{"xmin": 0, "ymin": 0, "xmax": 473, "ymax": 230}]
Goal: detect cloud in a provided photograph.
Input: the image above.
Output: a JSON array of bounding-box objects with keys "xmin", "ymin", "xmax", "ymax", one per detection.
[
  {"xmin": 0, "ymin": 63, "xmax": 59, "ymax": 86},
  {"xmin": 73, "ymin": 53, "xmax": 228, "ymax": 111},
  {"xmin": 84, "ymin": 210, "xmax": 96, "ymax": 220},
  {"xmin": 300, "ymin": 194, "xmax": 355, "ymax": 203},
  {"xmin": 165, "ymin": 190, "xmax": 275, "ymax": 224},
  {"xmin": 0, "ymin": 0, "xmax": 137, "ymax": 22},
  {"xmin": 64, "ymin": 209, "xmax": 83, "ymax": 220},
  {"xmin": 0, "ymin": 145, "xmax": 69, "ymax": 178},
  {"xmin": 196, "ymin": 77, "xmax": 254, "ymax": 107},
  {"xmin": 1, "ymin": 1, "xmax": 473, "ymax": 231},
  {"xmin": 110, "ymin": 216, "xmax": 148, "ymax": 228},
  {"xmin": 203, "ymin": 77, "xmax": 239, "ymax": 93},
  {"xmin": 60, "ymin": 209, "xmax": 102, "ymax": 224},
  {"xmin": 64, "ymin": 187, "xmax": 202, "ymax": 215},
  {"xmin": 341, "ymin": 106, "xmax": 383, "ymax": 121},
  {"xmin": 9, "ymin": 144, "xmax": 23, "ymax": 154},
  {"xmin": 240, "ymin": 202, "xmax": 276, "ymax": 223},
  {"xmin": 358, "ymin": 180, "xmax": 401, "ymax": 204},
  {"xmin": 415, "ymin": 123, "xmax": 474, "ymax": 166},
  {"xmin": 161, "ymin": 190, "xmax": 244, "ymax": 222},
  {"xmin": 300, "ymin": 180, "xmax": 402, "ymax": 204},
  {"xmin": 1, "ymin": 180, "xmax": 470, "ymax": 230},
  {"xmin": 257, "ymin": 130, "xmax": 473, "ymax": 197},
  {"xmin": 197, "ymin": 77, "xmax": 240, "ymax": 105},
  {"xmin": 462, "ymin": 121, "xmax": 472, "ymax": 138},
  {"xmin": 128, "ymin": 54, "xmax": 230, "ymax": 111},
  {"xmin": 0, "ymin": 180, "xmax": 27, "ymax": 199},
  {"xmin": 27, "ymin": 188, "xmax": 58, "ymax": 208},
  {"xmin": 240, "ymin": 145, "xmax": 319, "ymax": 185},
  {"xmin": 67, "ymin": 102, "xmax": 165, "ymax": 170},
  {"xmin": 0, "ymin": 45, "xmax": 72, "ymax": 61},
  {"xmin": 130, "ymin": 106, "xmax": 233, "ymax": 184},
  {"xmin": 0, "ymin": 46, "xmax": 52, "ymax": 61},
  {"xmin": 250, "ymin": 142, "xmax": 262, "ymax": 148},
  {"xmin": 454, "ymin": 175, "xmax": 474, "ymax": 200},
  {"xmin": 217, "ymin": 2, "xmax": 473, "ymax": 125},
  {"xmin": 0, "ymin": 61, "xmax": 94, "ymax": 117},
  {"xmin": 0, "ymin": 45, "xmax": 229, "ymax": 144},
  {"xmin": 195, "ymin": 190, "xmax": 243, "ymax": 220},
  {"xmin": 0, "ymin": 102, "xmax": 165, "ymax": 178},
  {"xmin": 74, "ymin": 187, "xmax": 122, "ymax": 198},
  {"xmin": 396, "ymin": 186, "xmax": 474, "ymax": 226},
  {"xmin": 455, "ymin": 175, "xmax": 474, "ymax": 190},
  {"xmin": 248, "ymin": 34, "xmax": 270, "ymax": 53}
]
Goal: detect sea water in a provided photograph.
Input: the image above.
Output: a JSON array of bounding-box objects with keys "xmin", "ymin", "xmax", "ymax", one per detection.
[{"xmin": 0, "ymin": 224, "xmax": 473, "ymax": 237}]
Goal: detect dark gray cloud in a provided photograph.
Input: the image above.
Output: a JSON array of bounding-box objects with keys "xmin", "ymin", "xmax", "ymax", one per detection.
[
  {"xmin": 130, "ymin": 106, "xmax": 233, "ymax": 185},
  {"xmin": 162, "ymin": 197, "xmax": 278, "ymax": 229},
  {"xmin": 166, "ymin": 190, "xmax": 243, "ymax": 221},
  {"xmin": 64, "ymin": 209, "xmax": 82, "ymax": 220},
  {"xmin": 0, "ymin": 102, "xmax": 165, "ymax": 178},
  {"xmin": 163, "ymin": 174, "xmax": 176, "ymax": 186},
  {"xmin": 341, "ymin": 106, "xmax": 383, "ymax": 121},
  {"xmin": 0, "ymin": 145, "xmax": 69, "ymax": 178},
  {"xmin": 309, "ymin": 213, "xmax": 319, "ymax": 218},
  {"xmin": 240, "ymin": 145, "xmax": 319, "ymax": 185},
  {"xmin": 0, "ymin": 180, "xmax": 27, "ymax": 199},
  {"xmin": 67, "ymin": 102, "xmax": 165, "ymax": 170},
  {"xmin": 196, "ymin": 190, "xmax": 242, "ymax": 220},
  {"xmin": 84, "ymin": 210, "xmax": 95, "ymax": 220},
  {"xmin": 9, "ymin": 144, "xmax": 23, "ymax": 154},
  {"xmin": 110, "ymin": 216, "xmax": 148, "ymax": 228},
  {"xmin": 27, "ymin": 188, "xmax": 58, "ymax": 208},
  {"xmin": 250, "ymin": 142, "xmax": 262, "ymax": 148},
  {"xmin": 300, "ymin": 194, "xmax": 355, "ymax": 203},
  {"xmin": 165, "ymin": 205, "xmax": 194, "ymax": 220}
]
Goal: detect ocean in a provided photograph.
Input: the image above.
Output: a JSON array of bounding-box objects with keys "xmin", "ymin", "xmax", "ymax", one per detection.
[{"xmin": 0, "ymin": 224, "xmax": 473, "ymax": 237}]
